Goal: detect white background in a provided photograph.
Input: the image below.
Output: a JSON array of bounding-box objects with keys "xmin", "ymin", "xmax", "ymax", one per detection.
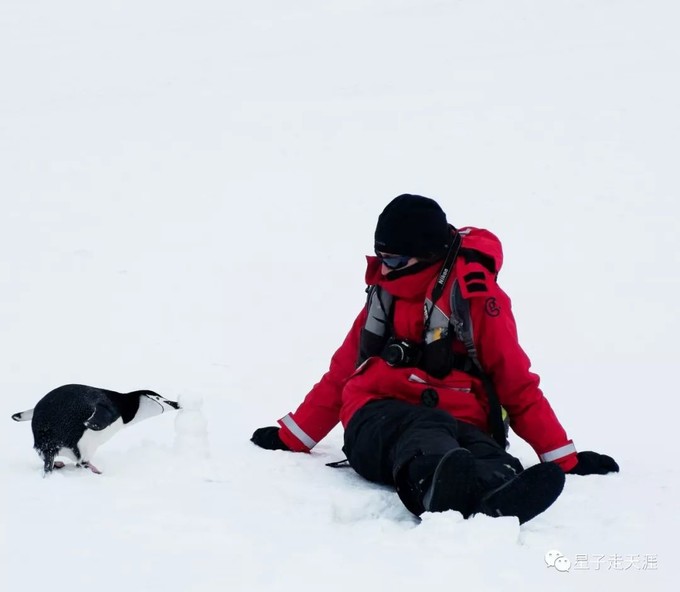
[{"xmin": 1, "ymin": 1, "xmax": 677, "ymax": 590}]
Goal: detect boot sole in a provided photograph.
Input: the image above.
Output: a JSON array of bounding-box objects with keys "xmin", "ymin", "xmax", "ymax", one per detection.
[
  {"xmin": 423, "ymin": 448, "xmax": 476, "ymax": 517},
  {"xmin": 477, "ymin": 462, "xmax": 565, "ymax": 524}
]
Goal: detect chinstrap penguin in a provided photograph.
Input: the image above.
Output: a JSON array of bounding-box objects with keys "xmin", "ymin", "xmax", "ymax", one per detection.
[{"xmin": 12, "ymin": 384, "xmax": 180, "ymax": 475}]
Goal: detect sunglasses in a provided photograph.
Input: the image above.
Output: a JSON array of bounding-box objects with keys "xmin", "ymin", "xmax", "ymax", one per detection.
[{"xmin": 375, "ymin": 252, "xmax": 413, "ymax": 270}]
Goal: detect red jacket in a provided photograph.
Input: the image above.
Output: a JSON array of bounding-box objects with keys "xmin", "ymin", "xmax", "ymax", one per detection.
[{"xmin": 277, "ymin": 228, "xmax": 578, "ymax": 471}]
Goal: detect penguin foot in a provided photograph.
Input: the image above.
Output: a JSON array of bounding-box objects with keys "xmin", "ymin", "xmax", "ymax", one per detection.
[
  {"xmin": 76, "ymin": 460, "xmax": 102, "ymax": 475},
  {"xmin": 53, "ymin": 461, "xmax": 65, "ymax": 469},
  {"xmin": 80, "ymin": 461, "xmax": 102, "ymax": 475}
]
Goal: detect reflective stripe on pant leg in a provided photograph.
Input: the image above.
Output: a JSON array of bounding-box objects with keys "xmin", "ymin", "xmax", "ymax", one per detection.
[
  {"xmin": 539, "ymin": 441, "xmax": 577, "ymax": 463},
  {"xmin": 279, "ymin": 414, "xmax": 317, "ymax": 449}
]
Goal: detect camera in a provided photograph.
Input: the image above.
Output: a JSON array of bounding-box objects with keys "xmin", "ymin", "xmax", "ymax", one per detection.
[{"xmin": 382, "ymin": 338, "xmax": 422, "ymax": 368}]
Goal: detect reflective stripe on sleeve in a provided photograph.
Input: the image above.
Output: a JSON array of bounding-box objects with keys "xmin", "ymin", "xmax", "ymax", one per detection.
[
  {"xmin": 539, "ymin": 441, "xmax": 577, "ymax": 463},
  {"xmin": 279, "ymin": 414, "xmax": 317, "ymax": 449}
]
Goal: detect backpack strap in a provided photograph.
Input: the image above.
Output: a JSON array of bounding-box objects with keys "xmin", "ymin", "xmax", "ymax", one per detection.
[
  {"xmin": 449, "ymin": 278, "xmax": 508, "ymax": 449},
  {"xmin": 356, "ymin": 285, "xmax": 393, "ymax": 367}
]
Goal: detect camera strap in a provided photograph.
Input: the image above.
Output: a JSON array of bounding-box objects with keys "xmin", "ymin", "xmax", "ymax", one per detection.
[{"xmin": 423, "ymin": 228, "xmax": 462, "ymax": 336}]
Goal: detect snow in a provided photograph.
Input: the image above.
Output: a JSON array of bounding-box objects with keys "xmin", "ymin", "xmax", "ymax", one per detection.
[{"xmin": 1, "ymin": 1, "xmax": 678, "ymax": 590}]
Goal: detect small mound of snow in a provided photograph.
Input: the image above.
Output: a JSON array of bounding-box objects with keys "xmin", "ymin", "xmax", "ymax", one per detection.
[{"xmin": 174, "ymin": 393, "xmax": 209, "ymax": 458}]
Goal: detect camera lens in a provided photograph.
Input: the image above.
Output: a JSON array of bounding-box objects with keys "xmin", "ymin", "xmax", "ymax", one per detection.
[{"xmin": 383, "ymin": 343, "xmax": 406, "ymax": 366}]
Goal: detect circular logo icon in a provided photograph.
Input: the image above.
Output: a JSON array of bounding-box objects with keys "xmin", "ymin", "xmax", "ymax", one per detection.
[
  {"xmin": 545, "ymin": 550, "xmax": 571, "ymax": 572},
  {"xmin": 485, "ymin": 297, "xmax": 500, "ymax": 317},
  {"xmin": 545, "ymin": 550, "xmax": 562, "ymax": 567},
  {"xmin": 554, "ymin": 557, "xmax": 571, "ymax": 572}
]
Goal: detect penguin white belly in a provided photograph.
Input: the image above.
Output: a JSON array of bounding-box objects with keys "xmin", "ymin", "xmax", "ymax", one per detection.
[
  {"xmin": 56, "ymin": 448, "xmax": 79, "ymax": 462},
  {"xmin": 77, "ymin": 417, "xmax": 125, "ymax": 461}
]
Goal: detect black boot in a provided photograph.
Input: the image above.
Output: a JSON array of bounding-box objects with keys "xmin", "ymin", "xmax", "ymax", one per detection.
[
  {"xmin": 476, "ymin": 462, "xmax": 565, "ymax": 524},
  {"xmin": 395, "ymin": 449, "xmax": 477, "ymax": 517},
  {"xmin": 422, "ymin": 449, "xmax": 477, "ymax": 517}
]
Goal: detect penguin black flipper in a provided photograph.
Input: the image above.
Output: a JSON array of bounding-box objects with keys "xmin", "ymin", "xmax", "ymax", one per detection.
[{"xmin": 84, "ymin": 400, "xmax": 121, "ymax": 431}]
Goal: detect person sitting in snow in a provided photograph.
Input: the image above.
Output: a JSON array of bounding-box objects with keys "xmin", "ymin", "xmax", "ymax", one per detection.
[{"xmin": 251, "ymin": 194, "xmax": 619, "ymax": 523}]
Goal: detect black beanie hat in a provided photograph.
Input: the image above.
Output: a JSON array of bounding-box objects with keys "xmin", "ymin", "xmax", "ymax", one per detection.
[{"xmin": 374, "ymin": 194, "xmax": 451, "ymax": 257}]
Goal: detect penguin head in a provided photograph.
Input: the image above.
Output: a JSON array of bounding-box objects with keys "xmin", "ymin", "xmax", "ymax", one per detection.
[
  {"xmin": 142, "ymin": 392, "xmax": 181, "ymax": 410},
  {"xmin": 128, "ymin": 391, "xmax": 181, "ymax": 424}
]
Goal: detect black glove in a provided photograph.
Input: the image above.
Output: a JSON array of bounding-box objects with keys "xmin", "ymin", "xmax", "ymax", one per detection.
[
  {"xmin": 251, "ymin": 426, "xmax": 290, "ymax": 451},
  {"xmin": 567, "ymin": 451, "xmax": 619, "ymax": 475}
]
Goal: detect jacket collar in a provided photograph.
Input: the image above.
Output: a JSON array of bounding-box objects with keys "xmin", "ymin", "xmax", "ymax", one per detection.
[{"xmin": 365, "ymin": 256, "xmax": 441, "ymax": 301}]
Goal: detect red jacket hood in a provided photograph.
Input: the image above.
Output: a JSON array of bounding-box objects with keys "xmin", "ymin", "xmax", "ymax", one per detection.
[{"xmin": 459, "ymin": 226, "xmax": 504, "ymax": 273}]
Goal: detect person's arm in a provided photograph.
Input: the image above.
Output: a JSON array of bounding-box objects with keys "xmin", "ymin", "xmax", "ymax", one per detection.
[
  {"xmin": 252, "ymin": 308, "xmax": 366, "ymax": 452},
  {"xmin": 467, "ymin": 277, "xmax": 578, "ymax": 471}
]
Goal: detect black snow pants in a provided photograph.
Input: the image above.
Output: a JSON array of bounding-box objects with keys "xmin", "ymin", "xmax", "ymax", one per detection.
[{"xmin": 342, "ymin": 399, "xmax": 524, "ymax": 516}]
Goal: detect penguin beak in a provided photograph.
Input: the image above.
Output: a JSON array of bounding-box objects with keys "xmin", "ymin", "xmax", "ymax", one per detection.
[{"xmin": 165, "ymin": 399, "xmax": 181, "ymax": 410}]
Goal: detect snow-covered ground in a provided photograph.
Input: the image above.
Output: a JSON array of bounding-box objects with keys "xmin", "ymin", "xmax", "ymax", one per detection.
[{"xmin": 1, "ymin": 1, "xmax": 678, "ymax": 590}]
